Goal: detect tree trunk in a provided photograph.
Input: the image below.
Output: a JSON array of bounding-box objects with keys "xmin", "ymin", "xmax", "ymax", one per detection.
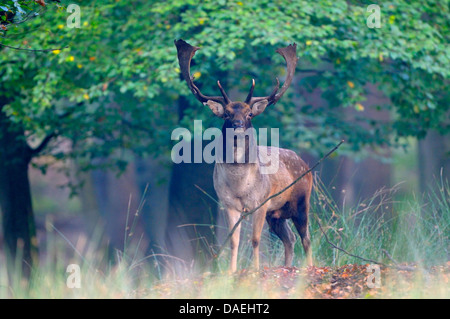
[
  {"xmin": 90, "ymin": 160, "xmax": 147, "ymax": 255},
  {"xmin": 418, "ymin": 130, "xmax": 450, "ymax": 195},
  {"xmin": 135, "ymin": 156, "xmax": 170, "ymax": 254},
  {"xmin": 0, "ymin": 109, "xmax": 38, "ymax": 279},
  {"xmin": 164, "ymin": 95, "xmax": 218, "ymax": 273}
]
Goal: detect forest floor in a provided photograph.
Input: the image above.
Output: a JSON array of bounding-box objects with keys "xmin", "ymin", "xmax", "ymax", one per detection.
[{"xmin": 144, "ymin": 263, "xmax": 449, "ymax": 299}]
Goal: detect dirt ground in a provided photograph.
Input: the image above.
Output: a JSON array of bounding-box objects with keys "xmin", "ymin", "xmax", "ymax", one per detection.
[
  {"xmin": 259, "ymin": 263, "xmax": 449, "ymax": 298},
  {"xmin": 147, "ymin": 263, "xmax": 449, "ymax": 299}
]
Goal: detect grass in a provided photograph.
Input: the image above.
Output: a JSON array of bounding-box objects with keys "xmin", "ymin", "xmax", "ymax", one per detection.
[
  {"xmin": 308, "ymin": 177, "xmax": 449, "ymax": 268},
  {"xmin": 0, "ymin": 176, "xmax": 448, "ymax": 298}
]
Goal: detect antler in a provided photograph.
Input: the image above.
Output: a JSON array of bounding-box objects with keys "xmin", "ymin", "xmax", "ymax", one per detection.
[
  {"xmin": 247, "ymin": 43, "xmax": 298, "ymax": 106},
  {"xmin": 217, "ymin": 81, "xmax": 231, "ymax": 104},
  {"xmin": 175, "ymin": 39, "xmax": 228, "ymax": 104},
  {"xmin": 175, "ymin": 40, "xmax": 297, "ymax": 106}
]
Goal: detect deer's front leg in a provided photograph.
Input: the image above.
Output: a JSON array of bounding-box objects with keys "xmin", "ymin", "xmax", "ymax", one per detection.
[
  {"xmin": 226, "ymin": 208, "xmax": 241, "ymax": 273},
  {"xmin": 251, "ymin": 206, "xmax": 267, "ymax": 270}
]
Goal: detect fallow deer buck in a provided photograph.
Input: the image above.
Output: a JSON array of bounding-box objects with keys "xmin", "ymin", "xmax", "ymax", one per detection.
[{"xmin": 175, "ymin": 39, "xmax": 313, "ymax": 272}]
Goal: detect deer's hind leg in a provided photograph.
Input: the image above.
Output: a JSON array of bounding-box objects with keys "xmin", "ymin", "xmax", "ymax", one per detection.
[
  {"xmin": 291, "ymin": 195, "xmax": 313, "ymax": 266},
  {"xmin": 266, "ymin": 213, "xmax": 296, "ymax": 266}
]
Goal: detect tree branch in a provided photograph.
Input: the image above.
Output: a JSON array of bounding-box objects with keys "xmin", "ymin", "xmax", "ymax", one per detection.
[
  {"xmin": 31, "ymin": 132, "xmax": 56, "ymax": 156},
  {"xmin": 0, "ymin": 43, "xmax": 69, "ymax": 52},
  {"xmin": 381, "ymin": 249, "xmax": 415, "ymax": 271}
]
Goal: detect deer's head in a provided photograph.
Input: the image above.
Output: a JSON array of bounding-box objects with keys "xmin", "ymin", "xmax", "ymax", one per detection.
[{"xmin": 175, "ymin": 39, "xmax": 298, "ymax": 132}]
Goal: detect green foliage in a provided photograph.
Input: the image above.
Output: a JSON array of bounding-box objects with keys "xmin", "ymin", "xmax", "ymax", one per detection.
[{"xmin": 0, "ymin": 0, "xmax": 448, "ymax": 175}]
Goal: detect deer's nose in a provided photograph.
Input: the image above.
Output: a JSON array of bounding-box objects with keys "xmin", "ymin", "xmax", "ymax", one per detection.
[{"xmin": 232, "ymin": 120, "xmax": 245, "ymax": 128}]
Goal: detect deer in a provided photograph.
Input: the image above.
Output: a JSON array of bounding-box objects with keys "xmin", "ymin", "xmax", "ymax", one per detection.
[{"xmin": 175, "ymin": 39, "xmax": 313, "ymax": 272}]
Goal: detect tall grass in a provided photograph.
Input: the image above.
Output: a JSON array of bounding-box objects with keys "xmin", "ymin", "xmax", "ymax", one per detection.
[
  {"xmin": 0, "ymin": 176, "xmax": 448, "ymax": 298},
  {"xmin": 307, "ymin": 176, "xmax": 449, "ymax": 268}
]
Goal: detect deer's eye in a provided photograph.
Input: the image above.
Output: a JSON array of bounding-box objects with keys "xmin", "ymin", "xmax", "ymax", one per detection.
[{"xmin": 248, "ymin": 112, "xmax": 253, "ymax": 117}]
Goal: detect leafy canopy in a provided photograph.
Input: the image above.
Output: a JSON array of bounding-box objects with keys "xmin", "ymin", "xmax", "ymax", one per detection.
[{"xmin": 0, "ymin": 0, "xmax": 448, "ymax": 175}]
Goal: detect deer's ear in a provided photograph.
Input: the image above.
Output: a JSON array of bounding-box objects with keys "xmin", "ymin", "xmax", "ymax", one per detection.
[
  {"xmin": 251, "ymin": 99, "xmax": 269, "ymax": 117},
  {"xmin": 204, "ymin": 100, "xmax": 225, "ymax": 118}
]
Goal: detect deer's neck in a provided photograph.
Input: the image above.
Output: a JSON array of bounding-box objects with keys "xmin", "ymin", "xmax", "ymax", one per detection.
[{"xmin": 215, "ymin": 122, "xmax": 266, "ymax": 191}]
